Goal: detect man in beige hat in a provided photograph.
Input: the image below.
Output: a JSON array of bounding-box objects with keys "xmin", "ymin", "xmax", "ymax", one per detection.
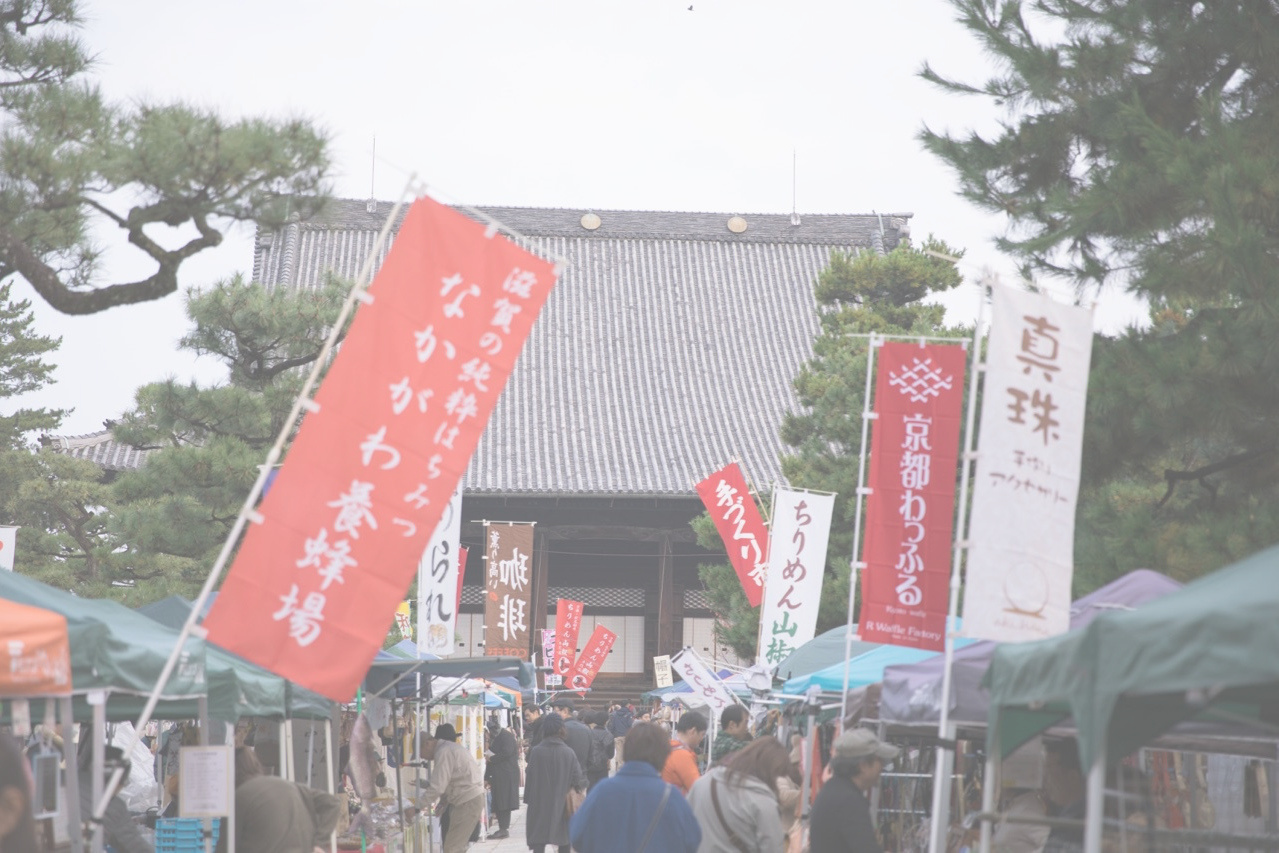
[{"xmin": 808, "ymin": 728, "xmax": 900, "ymax": 852}]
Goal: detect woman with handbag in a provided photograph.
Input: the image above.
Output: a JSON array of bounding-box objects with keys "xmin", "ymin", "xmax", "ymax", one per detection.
[
  {"xmin": 523, "ymin": 714, "xmax": 586, "ymax": 853},
  {"xmin": 687, "ymin": 736, "xmax": 789, "ymax": 853},
  {"xmin": 570, "ymin": 722, "xmax": 701, "ymax": 852}
]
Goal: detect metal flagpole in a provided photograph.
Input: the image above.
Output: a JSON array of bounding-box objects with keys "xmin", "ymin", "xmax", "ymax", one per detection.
[
  {"xmin": 840, "ymin": 333, "xmax": 880, "ymax": 725},
  {"xmin": 88, "ymin": 179, "xmax": 421, "ymax": 828},
  {"xmin": 927, "ymin": 271, "xmax": 992, "ymax": 853}
]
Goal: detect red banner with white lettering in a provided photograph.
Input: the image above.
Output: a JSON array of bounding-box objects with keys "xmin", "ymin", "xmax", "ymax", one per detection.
[
  {"xmin": 695, "ymin": 462, "xmax": 768, "ymax": 607},
  {"xmin": 204, "ymin": 196, "xmax": 558, "ymax": 701},
  {"xmin": 858, "ymin": 342, "xmax": 966, "ymax": 651},
  {"xmin": 553, "ymin": 599, "xmax": 584, "ymax": 676},
  {"xmin": 567, "ymin": 625, "xmax": 616, "ymax": 691}
]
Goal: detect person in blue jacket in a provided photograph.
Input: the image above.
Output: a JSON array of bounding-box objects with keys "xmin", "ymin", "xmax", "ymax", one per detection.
[{"xmin": 569, "ymin": 722, "xmax": 701, "ymax": 853}]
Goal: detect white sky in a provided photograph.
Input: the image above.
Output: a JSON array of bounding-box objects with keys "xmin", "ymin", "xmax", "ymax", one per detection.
[{"xmin": 16, "ymin": 0, "xmax": 1144, "ymax": 435}]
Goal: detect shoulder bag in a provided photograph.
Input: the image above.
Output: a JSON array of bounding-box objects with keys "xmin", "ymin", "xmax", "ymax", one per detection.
[
  {"xmin": 710, "ymin": 777, "xmax": 753, "ymax": 853},
  {"xmin": 565, "ymin": 785, "xmax": 586, "ymax": 816},
  {"xmin": 637, "ymin": 784, "xmax": 672, "ymax": 853}
]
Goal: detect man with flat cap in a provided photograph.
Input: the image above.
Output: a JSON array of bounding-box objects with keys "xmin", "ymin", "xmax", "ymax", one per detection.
[
  {"xmin": 417, "ymin": 724, "xmax": 485, "ymax": 853},
  {"xmin": 809, "ymin": 728, "xmax": 900, "ymax": 853}
]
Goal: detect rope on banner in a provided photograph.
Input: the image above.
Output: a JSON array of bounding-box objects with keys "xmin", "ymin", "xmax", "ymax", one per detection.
[{"xmin": 92, "ymin": 178, "xmax": 423, "ymax": 831}]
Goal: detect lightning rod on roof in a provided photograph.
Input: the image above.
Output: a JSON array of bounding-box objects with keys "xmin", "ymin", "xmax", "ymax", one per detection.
[
  {"xmin": 366, "ymin": 135, "xmax": 377, "ymax": 213},
  {"xmin": 790, "ymin": 149, "xmax": 801, "ymax": 227}
]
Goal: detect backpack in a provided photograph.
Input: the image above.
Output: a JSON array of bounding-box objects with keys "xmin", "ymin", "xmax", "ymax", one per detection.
[{"xmin": 587, "ymin": 730, "xmax": 611, "ymax": 774}]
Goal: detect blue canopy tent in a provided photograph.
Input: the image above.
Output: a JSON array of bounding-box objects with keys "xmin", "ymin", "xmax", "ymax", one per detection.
[{"xmin": 782, "ymin": 638, "xmax": 977, "ymax": 695}]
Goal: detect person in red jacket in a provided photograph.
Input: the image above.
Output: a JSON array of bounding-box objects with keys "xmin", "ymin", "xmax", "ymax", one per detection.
[{"xmin": 661, "ymin": 711, "xmax": 707, "ymax": 795}]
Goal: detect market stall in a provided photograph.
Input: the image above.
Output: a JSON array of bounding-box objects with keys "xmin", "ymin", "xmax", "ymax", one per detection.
[{"xmin": 984, "ymin": 543, "xmax": 1279, "ymax": 852}]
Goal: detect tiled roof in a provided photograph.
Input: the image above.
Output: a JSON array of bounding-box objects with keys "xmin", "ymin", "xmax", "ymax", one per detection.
[
  {"xmin": 253, "ymin": 199, "xmax": 910, "ymax": 497},
  {"xmin": 47, "ymin": 431, "xmax": 154, "ymax": 471}
]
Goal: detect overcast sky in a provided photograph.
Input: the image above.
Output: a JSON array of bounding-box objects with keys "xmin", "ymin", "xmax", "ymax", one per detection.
[{"xmin": 17, "ymin": 0, "xmax": 1143, "ymax": 435}]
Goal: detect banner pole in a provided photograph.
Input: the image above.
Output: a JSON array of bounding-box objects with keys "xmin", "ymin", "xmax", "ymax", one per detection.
[
  {"xmin": 927, "ymin": 271, "xmax": 992, "ymax": 853},
  {"xmin": 840, "ymin": 333, "xmax": 880, "ymax": 726},
  {"xmin": 90, "ymin": 179, "xmax": 421, "ymax": 827}
]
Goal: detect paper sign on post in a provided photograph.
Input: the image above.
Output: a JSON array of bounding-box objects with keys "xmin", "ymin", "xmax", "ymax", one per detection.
[
  {"xmin": 653, "ymin": 655, "xmax": 673, "ymax": 689},
  {"xmin": 179, "ymin": 745, "xmax": 234, "ymax": 818}
]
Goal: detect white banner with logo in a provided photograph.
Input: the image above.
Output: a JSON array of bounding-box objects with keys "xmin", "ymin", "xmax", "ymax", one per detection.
[
  {"xmin": 757, "ymin": 489, "xmax": 835, "ymax": 667},
  {"xmin": 963, "ymin": 283, "xmax": 1094, "ymax": 642},
  {"xmin": 417, "ymin": 489, "xmax": 463, "ymax": 655},
  {"xmin": 0, "ymin": 526, "xmax": 15, "ymax": 571},
  {"xmin": 670, "ymin": 648, "xmax": 737, "ymax": 716}
]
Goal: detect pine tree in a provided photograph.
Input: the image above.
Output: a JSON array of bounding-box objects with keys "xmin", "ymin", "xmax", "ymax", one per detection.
[
  {"xmin": 107, "ymin": 274, "xmax": 350, "ymax": 600},
  {"xmin": 922, "ymin": 0, "xmax": 1279, "ymax": 581},
  {"xmin": 0, "ymin": 1, "xmax": 330, "ymax": 314},
  {"xmin": 697, "ymin": 239, "xmax": 967, "ymax": 659}
]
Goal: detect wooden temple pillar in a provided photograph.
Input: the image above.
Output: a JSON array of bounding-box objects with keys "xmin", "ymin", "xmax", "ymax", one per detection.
[
  {"xmin": 531, "ymin": 527, "xmax": 550, "ymax": 663},
  {"xmin": 656, "ymin": 534, "xmax": 676, "ymax": 658}
]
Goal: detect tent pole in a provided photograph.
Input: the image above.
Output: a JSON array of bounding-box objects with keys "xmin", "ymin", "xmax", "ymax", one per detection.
[
  {"xmin": 978, "ymin": 714, "xmax": 998, "ymax": 853},
  {"xmin": 90, "ymin": 693, "xmax": 105, "ymax": 853},
  {"xmin": 927, "ymin": 271, "xmax": 990, "ymax": 853},
  {"xmin": 326, "ymin": 717, "xmax": 337, "ymax": 853},
  {"xmin": 62, "ymin": 696, "xmax": 84, "ymax": 853},
  {"xmin": 392, "ymin": 693, "xmax": 406, "ymax": 837},
  {"xmin": 841, "ymin": 333, "xmax": 879, "ymax": 726},
  {"xmin": 1084, "ymin": 744, "xmax": 1105, "ymax": 853}
]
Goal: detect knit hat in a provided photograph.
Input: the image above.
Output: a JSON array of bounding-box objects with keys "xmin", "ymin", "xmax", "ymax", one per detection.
[{"xmin": 434, "ymin": 724, "xmax": 459, "ymax": 742}]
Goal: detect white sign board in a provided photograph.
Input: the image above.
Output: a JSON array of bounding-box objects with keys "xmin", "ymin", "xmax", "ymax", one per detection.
[
  {"xmin": 963, "ymin": 282, "xmax": 1093, "ymax": 642},
  {"xmin": 417, "ymin": 488, "xmax": 463, "ymax": 655},
  {"xmin": 179, "ymin": 745, "xmax": 234, "ymax": 818},
  {"xmin": 0, "ymin": 526, "xmax": 16, "ymax": 571},
  {"xmin": 653, "ymin": 655, "xmax": 673, "ymax": 689}
]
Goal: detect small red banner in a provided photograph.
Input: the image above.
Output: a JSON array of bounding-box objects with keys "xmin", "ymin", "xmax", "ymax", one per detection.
[
  {"xmin": 567, "ymin": 625, "xmax": 616, "ymax": 691},
  {"xmin": 553, "ymin": 599, "xmax": 585, "ymax": 676},
  {"xmin": 204, "ymin": 196, "xmax": 558, "ymax": 701},
  {"xmin": 695, "ymin": 462, "xmax": 768, "ymax": 608},
  {"xmin": 858, "ymin": 342, "xmax": 966, "ymax": 651}
]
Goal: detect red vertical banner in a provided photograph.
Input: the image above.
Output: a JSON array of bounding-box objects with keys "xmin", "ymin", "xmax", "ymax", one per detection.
[
  {"xmin": 483, "ymin": 522, "xmax": 534, "ymax": 659},
  {"xmin": 553, "ymin": 599, "xmax": 584, "ymax": 676},
  {"xmin": 858, "ymin": 342, "xmax": 967, "ymax": 650},
  {"xmin": 567, "ymin": 625, "xmax": 616, "ymax": 691},
  {"xmin": 454, "ymin": 545, "xmax": 469, "ymax": 625},
  {"xmin": 203, "ymin": 197, "xmax": 558, "ymax": 701},
  {"xmin": 695, "ymin": 462, "xmax": 768, "ymax": 607}
]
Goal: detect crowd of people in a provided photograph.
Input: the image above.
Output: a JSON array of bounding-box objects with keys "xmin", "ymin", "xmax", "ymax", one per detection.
[{"xmin": 499, "ymin": 699, "xmax": 901, "ymax": 853}]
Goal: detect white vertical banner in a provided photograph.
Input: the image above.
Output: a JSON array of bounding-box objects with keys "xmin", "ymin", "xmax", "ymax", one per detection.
[
  {"xmin": 669, "ymin": 648, "xmax": 737, "ymax": 717},
  {"xmin": 417, "ymin": 488, "xmax": 463, "ymax": 655},
  {"xmin": 963, "ymin": 282, "xmax": 1094, "ymax": 642},
  {"xmin": 0, "ymin": 526, "xmax": 15, "ymax": 571},
  {"xmin": 757, "ymin": 489, "xmax": 836, "ymax": 667}
]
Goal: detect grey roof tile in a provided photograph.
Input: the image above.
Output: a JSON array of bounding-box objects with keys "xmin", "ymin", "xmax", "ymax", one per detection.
[{"xmin": 252, "ymin": 199, "xmax": 908, "ymax": 497}]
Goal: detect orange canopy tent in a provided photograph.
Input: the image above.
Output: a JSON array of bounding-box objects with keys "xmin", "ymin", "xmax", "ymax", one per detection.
[{"xmin": 0, "ymin": 597, "xmax": 72, "ymax": 697}]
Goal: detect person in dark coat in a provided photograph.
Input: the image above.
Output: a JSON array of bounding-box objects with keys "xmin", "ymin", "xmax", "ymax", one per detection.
[
  {"xmin": 552, "ymin": 699, "xmax": 593, "ymax": 774},
  {"xmin": 570, "ymin": 722, "xmax": 701, "ymax": 853},
  {"xmin": 524, "ymin": 714, "xmax": 586, "ymax": 853},
  {"xmin": 524, "ymin": 704, "xmax": 547, "ymax": 750},
  {"xmin": 808, "ymin": 728, "xmax": 899, "ymax": 853},
  {"xmin": 584, "ymin": 711, "xmax": 616, "ymax": 790},
  {"xmin": 484, "ymin": 716, "xmax": 520, "ymax": 839}
]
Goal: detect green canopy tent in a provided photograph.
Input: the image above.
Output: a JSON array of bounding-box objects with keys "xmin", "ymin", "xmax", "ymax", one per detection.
[
  {"xmin": 0, "ymin": 571, "xmax": 213, "ymax": 722},
  {"xmin": 774, "ymin": 624, "xmax": 881, "ymax": 682},
  {"xmin": 983, "ymin": 544, "xmax": 1279, "ymax": 851}
]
